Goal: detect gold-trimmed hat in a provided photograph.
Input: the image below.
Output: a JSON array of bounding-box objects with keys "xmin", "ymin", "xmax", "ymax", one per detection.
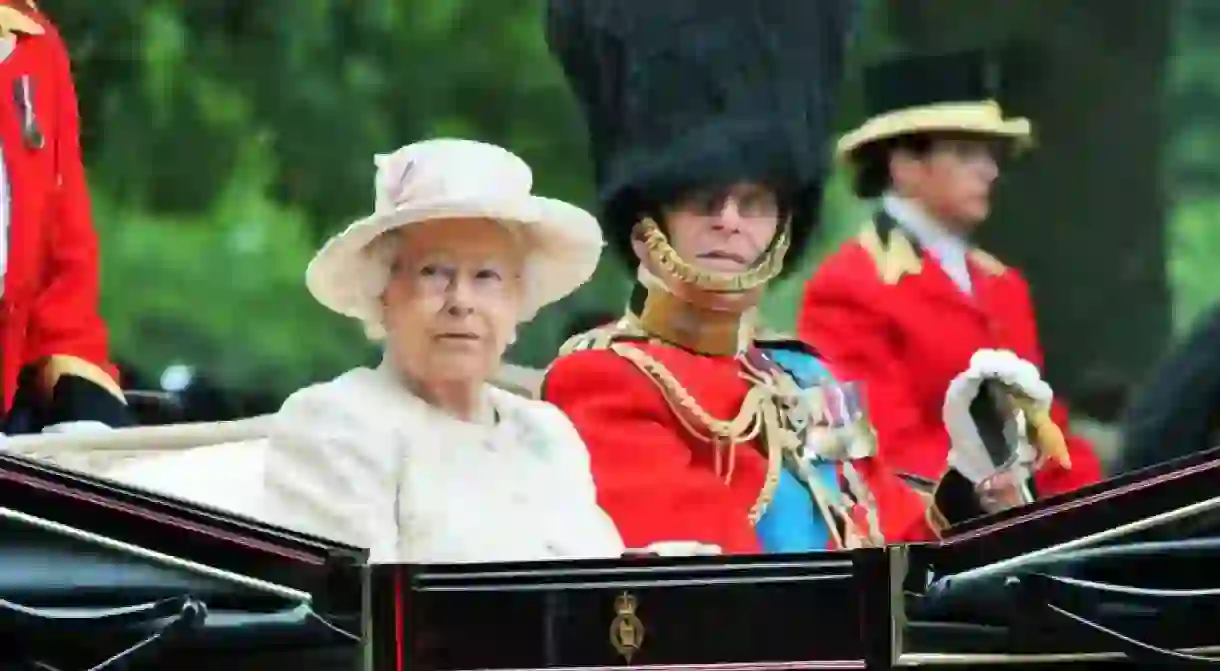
[{"xmin": 836, "ymin": 50, "xmax": 1032, "ymax": 159}]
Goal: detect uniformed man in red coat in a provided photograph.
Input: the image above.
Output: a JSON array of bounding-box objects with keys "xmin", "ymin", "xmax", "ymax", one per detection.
[
  {"xmin": 0, "ymin": 1, "xmax": 131, "ymax": 433},
  {"xmin": 542, "ymin": 2, "xmax": 1062, "ymax": 552},
  {"xmin": 799, "ymin": 51, "xmax": 1102, "ymax": 504}
]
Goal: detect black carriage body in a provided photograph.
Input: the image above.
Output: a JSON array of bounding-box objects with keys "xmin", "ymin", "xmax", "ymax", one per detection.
[
  {"xmin": 906, "ymin": 445, "xmax": 1220, "ymax": 667},
  {"xmin": 6, "ymin": 446, "xmax": 1220, "ymax": 669},
  {"xmin": 368, "ymin": 449, "xmax": 1220, "ymax": 670},
  {"xmin": 0, "ymin": 451, "xmax": 366, "ymax": 670}
]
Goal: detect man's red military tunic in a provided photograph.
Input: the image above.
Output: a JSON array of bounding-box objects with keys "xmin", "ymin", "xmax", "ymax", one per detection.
[
  {"xmin": 541, "ymin": 0, "xmax": 1005, "ymax": 550},
  {"xmin": 0, "ymin": 1, "xmax": 128, "ymax": 429},
  {"xmin": 544, "ymin": 328, "xmax": 947, "ymax": 553},
  {"xmin": 798, "ymin": 217, "xmax": 1101, "ymax": 503}
]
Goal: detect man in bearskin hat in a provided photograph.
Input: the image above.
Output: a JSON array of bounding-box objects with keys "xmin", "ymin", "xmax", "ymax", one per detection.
[
  {"xmin": 0, "ymin": 0, "xmax": 131, "ymax": 433},
  {"xmin": 542, "ymin": 1, "xmax": 1060, "ymax": 551},
  {"xmin": 799, "ymin": 50, "xmax": 1101, "ymax": 506}
]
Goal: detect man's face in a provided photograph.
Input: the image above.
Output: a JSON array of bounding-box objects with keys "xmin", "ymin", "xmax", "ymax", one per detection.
[
  {"xmin": 660, "ymin": 182, "xmax": 781, "ymax": 274},
  {"xmin": 892, "ymin": 136, "xmax": 1001, "ymax": 233}
]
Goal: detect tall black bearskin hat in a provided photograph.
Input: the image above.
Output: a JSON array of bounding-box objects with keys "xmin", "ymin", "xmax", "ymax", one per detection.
[{"xmin": 546, "ymin": 0, "xmax": 856, "ymax": 276}]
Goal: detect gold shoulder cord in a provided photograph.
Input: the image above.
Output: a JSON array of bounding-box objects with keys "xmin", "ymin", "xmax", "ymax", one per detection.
[
  {"xmin": 858, "ymin": 220, "xmax": 923, "ymax": 285},
  {"xmin": 609, "ymin": 343, "xmax": 771, "ymax": 517},
  {"xmin": 608, "ymin": 343, "xmax": 875, "ymax": 549},
  {"xmin": 743, "ymin": 354, "xmax": 883, "ymax": 548},
  {"xmin": 838, "ymin": 461, "xmax": 886, "ymax": 546},
  {"xmin": 560, "ymin": 320, "xmax": 636, "ymax": 356}
]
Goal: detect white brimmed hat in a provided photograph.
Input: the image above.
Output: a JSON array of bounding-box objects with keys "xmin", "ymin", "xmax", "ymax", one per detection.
[{"xmin": 306, "ymin": 138, "xmax": 604, "ymax": 328}]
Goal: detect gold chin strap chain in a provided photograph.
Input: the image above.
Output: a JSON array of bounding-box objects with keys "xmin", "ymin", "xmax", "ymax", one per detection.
[
  {"xmin": 635, "ymin": 217, "xmax": 788, "ymax": 294},
  {"xmin": 609, "ymin": 343, "xmax": 873, "ymax": 549}
]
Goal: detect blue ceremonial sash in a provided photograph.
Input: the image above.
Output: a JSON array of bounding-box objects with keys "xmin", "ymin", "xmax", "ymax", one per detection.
[{"xmin": 753, "ymin": 348, "xmax": 840, "ymax": 552}]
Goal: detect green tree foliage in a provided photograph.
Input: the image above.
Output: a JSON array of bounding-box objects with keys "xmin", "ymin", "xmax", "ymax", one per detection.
[
  {"xmin": 47, "ymin": 0, "xmax": 617, "ymax": 390},
  {"xmin": 37, "ymin": 0, "xmax": 1220, "ymax": 398},
  {"xmin": 1168, "ymin": 0, "xmax": 1220, "ymax": 328}
]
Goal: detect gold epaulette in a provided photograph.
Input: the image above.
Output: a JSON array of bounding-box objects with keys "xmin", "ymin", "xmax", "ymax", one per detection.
[
  {"xmin": 857, "ymin": 219, "xmax": 1007, "ymax": 283},
  {"xmin": 557, "ymin": 318, "xmax": 649, "ymax": 356},
  {"xmin": 857, "ymin": 219, "xmax": 922, "ymax": 285},
  {"xmin": 0, "ymin": 3, "xmax": 43, "ymax": 37}
]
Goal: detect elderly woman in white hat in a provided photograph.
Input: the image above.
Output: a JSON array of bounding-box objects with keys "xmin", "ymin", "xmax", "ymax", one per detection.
[
  {"xmin": 98, "ymin": 138, "xmax": 714, "ymax": 563},
  {"xmin": 253, "ymin": 138, "xmax": 640, "ymax": 563}
]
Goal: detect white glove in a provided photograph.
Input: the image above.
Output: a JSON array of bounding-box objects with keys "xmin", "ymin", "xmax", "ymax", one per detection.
[
  {"xmin": 624, "ymin": 541, "xmax": 722, "ymax": 557},
  {"xmin": 41, "ymin": 421, "xmax": 115, "ymax": 435},
  {"xmin": 944, "ymin": 349, "xmax": 1052, "ymax": 485}
]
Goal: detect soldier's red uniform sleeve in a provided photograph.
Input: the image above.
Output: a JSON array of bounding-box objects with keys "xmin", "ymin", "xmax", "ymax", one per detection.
[
  {"xmin": 1002, "ymin": 272, "xmax": 1102, "ymax": 494},
  {"xmin": 12, "ymin": 18, "xmax": 128, "ymax": 428},
  {"xmin": 543, "ymin": 349, "xmax": 761, "ymax": 554},
  {"xmin": 27, "ymin": 24, "xmax": 112, "ymax": 371}
]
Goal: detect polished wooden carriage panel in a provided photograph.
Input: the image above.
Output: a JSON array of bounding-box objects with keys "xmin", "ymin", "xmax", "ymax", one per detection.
[{"xmin": 366, "ymin": 549, "xmax": 898, "ymax": 671}]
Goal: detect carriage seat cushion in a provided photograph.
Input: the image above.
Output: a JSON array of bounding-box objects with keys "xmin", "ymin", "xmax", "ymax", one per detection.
[
  {"xmin": 102, "ymin": 439, "xmax": 270, "ymax": 521},
  {"xmin": 4, "ymin": 415, "xmax": 272, "ymax": 476}
]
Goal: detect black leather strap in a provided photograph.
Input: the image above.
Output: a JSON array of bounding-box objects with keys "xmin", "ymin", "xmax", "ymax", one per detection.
[
  {"xmin": 932, "ymin": 468, "xmax": 991, "ymax": 528},
  {"xmin": 4, "ymin": 369, "xmax": 134, "ymax": 434},
  {"xmin": 2, "ymin": 595, "xmax": 206, "ymax": 671},
  {"xmin": 0, "ymin": 595, "xmax": 205, "ymax": 634}
]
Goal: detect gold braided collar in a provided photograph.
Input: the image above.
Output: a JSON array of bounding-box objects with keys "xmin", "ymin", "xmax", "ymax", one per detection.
[{"xmin": 628, "ymin": 286, "xmax": 757, "ymax": 356}]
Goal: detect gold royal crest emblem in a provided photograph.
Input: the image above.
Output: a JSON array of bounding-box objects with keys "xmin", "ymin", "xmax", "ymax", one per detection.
[{"xmin": 609, "ymin": 592, "xmax": 645, "ymax": 663}]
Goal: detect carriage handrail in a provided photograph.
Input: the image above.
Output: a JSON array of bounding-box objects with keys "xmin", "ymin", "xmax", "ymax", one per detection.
[
  {"xmin": 931, "ymin": 493, "xmax": 1220, "ymax": 589},
  {"xmin": 0, "ymin": 504, "xmax": 311, "ymax": 602},
  {"xmin": 3, "ymin": 415, "xmax": 273, "ymax": 456}
]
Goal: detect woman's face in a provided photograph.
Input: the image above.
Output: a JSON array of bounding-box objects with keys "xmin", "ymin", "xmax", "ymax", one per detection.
[
  {"xmin": 381, "ymin": 217, "xmax": 525, "ymax": 388},
  {"xmin": 660, "ymin": 182, "xmax": 781, "ymax": 273}
]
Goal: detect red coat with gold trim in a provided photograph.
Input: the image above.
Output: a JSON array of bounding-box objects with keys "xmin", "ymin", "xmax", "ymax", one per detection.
[
  {"xmin": 798, "ymin": 216, "xmax": 1102, "ymax": 507},
  {"xmin": 543, "ymin": 329, "xmax": 949, "ymax": 553},
  {"xmin": 0, "ymin": 2, "xmax": 129, "ymax": 430}
]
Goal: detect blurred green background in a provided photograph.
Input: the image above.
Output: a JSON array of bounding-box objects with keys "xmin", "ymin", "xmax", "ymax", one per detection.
[{"xmin": 39, "ymin": 0, "xmax": 1220, "ymax": 416}]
